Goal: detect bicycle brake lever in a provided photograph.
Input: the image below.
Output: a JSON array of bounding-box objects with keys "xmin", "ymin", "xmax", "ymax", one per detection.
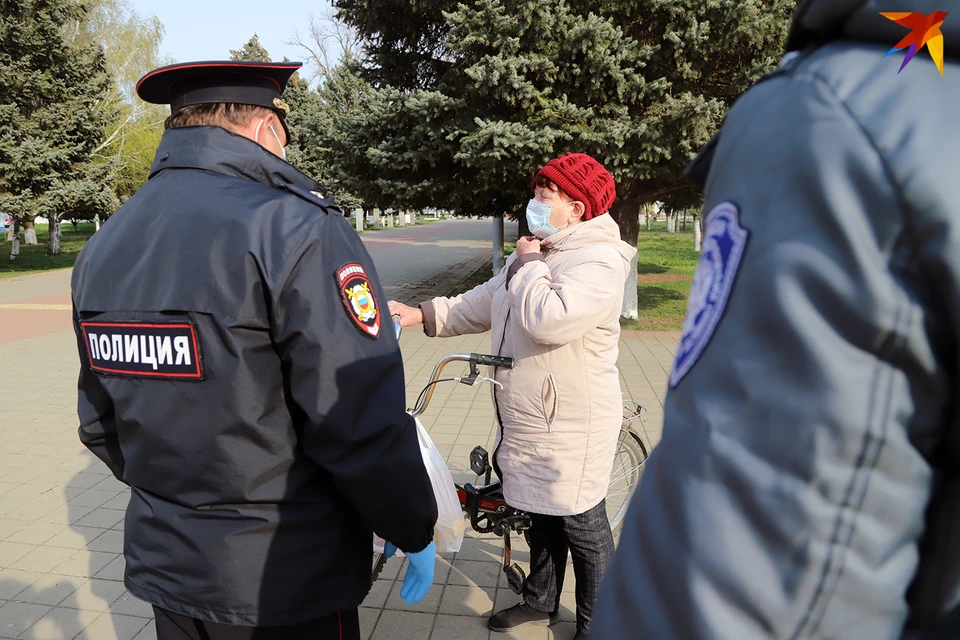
[
  {"xmin": 454, "ymin": 376, "xmax": 503, "ymax": 389},
  {"xmin": 477, "ymin": 376, "xmax": 503, "ymax": 390}
]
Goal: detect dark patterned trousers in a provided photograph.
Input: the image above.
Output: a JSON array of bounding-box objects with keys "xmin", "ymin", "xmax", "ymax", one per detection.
[{"xmin": 522, "ymin": 499, "xmax": 615, "ymax": 634}]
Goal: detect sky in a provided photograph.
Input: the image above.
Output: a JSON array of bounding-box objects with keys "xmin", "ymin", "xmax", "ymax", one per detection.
[{"xmin": 127, "ymin": 0, "xmax": 330, "ymax": 69}]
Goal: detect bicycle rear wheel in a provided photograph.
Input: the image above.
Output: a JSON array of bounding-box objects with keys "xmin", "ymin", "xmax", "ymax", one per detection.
[{"xmin": 606, "ymin": 429, "xmax": 648, "ymax": 535}]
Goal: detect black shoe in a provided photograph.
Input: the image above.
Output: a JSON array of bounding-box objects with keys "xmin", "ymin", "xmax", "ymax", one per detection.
[
  {"xmin": 488, "ymin": 602, "xmax": 554, "ymax": 632},
  {"xmin": 573, "ymin": 632, "xmax": 589, "ymax": 640}
]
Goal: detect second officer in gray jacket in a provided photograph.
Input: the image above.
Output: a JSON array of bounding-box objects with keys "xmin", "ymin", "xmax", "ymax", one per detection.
[{"xmin": 595, "ymin": 1, "xmax": 960, "ymax": 638}]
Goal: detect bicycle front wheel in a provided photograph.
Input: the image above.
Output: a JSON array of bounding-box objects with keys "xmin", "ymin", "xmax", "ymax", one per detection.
[{"xmin": 606, "ymin": 429, "xmax": 648, "ymax": 535}]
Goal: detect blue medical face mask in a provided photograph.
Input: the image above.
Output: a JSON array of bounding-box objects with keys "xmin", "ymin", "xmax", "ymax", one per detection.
[{"xmin": 526, "ymin": 199, "xmax": 576, "ymax": 239}]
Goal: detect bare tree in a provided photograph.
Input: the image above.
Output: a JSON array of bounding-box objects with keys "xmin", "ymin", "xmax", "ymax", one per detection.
[{"xmin": 287, "ymin": 8, "xmax": 362, "ymax": 84}]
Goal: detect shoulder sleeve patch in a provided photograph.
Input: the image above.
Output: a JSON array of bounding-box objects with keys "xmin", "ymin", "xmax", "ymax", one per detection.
[
  {"xmin": 337, "ymin": 263, "xmax": 381, "ymax": 339},
  {"xmin": 670, "ymin": 201, "xmax": 750, "ymax": 388},
  {"xmin": 80, "ymin": 322, "xmax": 204, "ymax": 380}
]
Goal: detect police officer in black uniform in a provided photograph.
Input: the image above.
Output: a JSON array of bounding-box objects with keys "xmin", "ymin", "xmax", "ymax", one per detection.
[{"xmin": 71, "ymin": 61, "xmax": 439, "ymax": 640}]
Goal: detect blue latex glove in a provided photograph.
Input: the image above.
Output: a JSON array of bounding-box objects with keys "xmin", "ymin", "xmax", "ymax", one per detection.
[{"xmin": 383, "ymin": 541, "xmax": 436, "ymax": 606}]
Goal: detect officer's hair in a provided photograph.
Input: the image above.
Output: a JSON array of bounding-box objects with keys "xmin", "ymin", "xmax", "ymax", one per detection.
[{"xmin": 165, "ymin": 103, "xmax": 275, "ymax": 132}]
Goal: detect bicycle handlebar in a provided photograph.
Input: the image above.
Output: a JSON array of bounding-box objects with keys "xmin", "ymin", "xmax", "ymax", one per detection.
[
  {"xmin": 408, "ymin": 352, "xmax": 514, "ymax": 417},
  {"xmin": 472, "ymin": 353, "xmax": 514, "ymax": 369}
]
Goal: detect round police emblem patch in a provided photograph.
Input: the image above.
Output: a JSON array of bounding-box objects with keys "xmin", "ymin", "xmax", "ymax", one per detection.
[
  {"xmin": 336, "ymin": 263, "xmax": 381, "ymax": 339},
  {"xmin": 669, "ymin": 201, "xmax": 749, "ymax": 388}
]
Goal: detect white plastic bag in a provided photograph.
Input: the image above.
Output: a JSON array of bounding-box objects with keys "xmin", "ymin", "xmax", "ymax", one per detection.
[
  {"xmin": 414, "ymin": 417, "xmax": 466, "ymax": 553},
  {"xmin": 373, "ymin": 417, "xmax": 466, "ymax": 556}
]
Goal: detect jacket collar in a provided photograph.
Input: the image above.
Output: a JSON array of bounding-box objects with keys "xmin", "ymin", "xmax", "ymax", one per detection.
[
  {"xmin": 787, "ymin": 0, "xmax": 959, "ymax": 54},
  {"xmin": 148, "ymin": 125, "xmax": 327, "ymax": 195}
]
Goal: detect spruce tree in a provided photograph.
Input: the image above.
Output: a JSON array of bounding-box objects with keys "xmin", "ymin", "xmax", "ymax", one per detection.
[
  {"xmin": 331, "ymin": 0, "xmax": 796, "ymax": 315},
  {"xmin": 0, "ymin": 0, "xmax": 118, "ymax": 258}
]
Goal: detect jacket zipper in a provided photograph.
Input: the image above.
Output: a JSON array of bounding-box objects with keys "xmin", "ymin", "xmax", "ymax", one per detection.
[{"xmin": 491, "ymin": 309, "xmax": 510, "ymax": 486}]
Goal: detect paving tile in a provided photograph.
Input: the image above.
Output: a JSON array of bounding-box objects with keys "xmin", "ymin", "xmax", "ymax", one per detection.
[
  {"xmin": 0, "ymin": 523, "xmax": 26, "ymax": 544},
  {"xmin": 93, "ymin": 555, "xmax": 125, "ymax": 582},
  {"xmin": 360, "ymin": 579, "xmax": 393, "ymax": 609},
  {"xmin": 101, "ymin": 495, "xmax": 130, "ymax": 512},
  {"xmin": 383, "ymin": 580, "xmax": 442, "ymax": 614},
  {"xmin": 18, "ymin": 606, "xmax": 100, "ymax": 640},
  {"xmin": 132, "ymin": 621, "xmax": 157, "ymax": 640},
  {"xmin": 358, "ymin": 607, "xmax": 379, "ymax": 640},
  {"xmin": 9, "ymin": 574, "xmax": 83, "ymax": 606},
  {"xmin": 500, "ymin": 622, "xmax": 550, "ymax": 640},
  {"xmin": 448, "ymin": 560, "xmax": 500, "ymax": 588},
  {"xmin": 45, "ymin": 527, "xmax": 106, "ymax": 551},
  {"xmin": 430, "ymin": 613, "xmax": 490, "ymax": 640},
  {"xmin": 77, "ymin": 613, "xmax": 149, "ymax": 640},
  {"xmin": 438, "ymin": 585, "xmax": 495, "ymax": 617},
  {"xmin": 52, "ymin": 551, "xmax": 117, "ymax": 579},
  {"xmin": 67, "ymin": 490, "xmax": 119, "ymax": 509},
  {"xmin": 370, "ymin": 610, "xmax": 434, "ymax": 640},
  {"xmin": 556, "ymin": 591, "xmax": 576, "ymax": 624},
  {"xmin": 548, "ymin": 622, "xmax": 577, "ymax": 640},
  {"xmin": 0, "ymin": 602, "xmax": 51, "ymax": 639},
  {"xmin": 65, "ymin": 474, "xmax": 107, "ymax": 490},
  {"xmin": 0, "ymin": 570, "xmax": 42, "ymax": 600},
  {"xmin": 9, "ymin": 547, "xmax": 76, "ymax": 574},
  {"xmin": 0, "ymin": 544, "xmax": 38, "ymax": 571},
  {"xmin": 4, "ymin": 523, "xmax": 64, "ymax": 547},
  {"xmin": 86, "ymin": 530, "xmax": 124, "ymax": 555},
  {"xmin": 73, "ymin": 509, "xmax": 124, "ymax": 530},
  {"xmin": 64, "ymin": 578, "xmax": 127, "ymax": 612},
  {"xmin": 109, "ymin": 593, "xmax": 153, "ymax": 619},
  {"xmin": 3, "ymin": 502, "xmax": 59, "ymax": 523},
  {"xmin": 456, "ymin": 539, "xmax": 503, "ymax": 564},
  {"xmin": 36, "ymin": 505, "xmax": 94, "ymax": 527}
]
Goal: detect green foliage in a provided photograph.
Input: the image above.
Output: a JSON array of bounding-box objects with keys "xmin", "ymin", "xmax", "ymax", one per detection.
[
  {"xmin": 230, "ymin": 33, "xmax": 272, "ymax": 62},
  {"xmin": 0, "ymin": 0, "xmax": 119, "ymax": 255},
  {"xmin": 331, "ymin": 0, "xmax": 796, "ymax": 242},
  {"xmin": 83, "ymin": 0, "xmax": 170, "ymax": 198}
]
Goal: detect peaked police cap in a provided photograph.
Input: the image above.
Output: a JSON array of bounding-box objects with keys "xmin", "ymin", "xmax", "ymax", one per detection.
[{"xmin": 136, "ymin": 61, "xmax": 302, "ymax": 141}]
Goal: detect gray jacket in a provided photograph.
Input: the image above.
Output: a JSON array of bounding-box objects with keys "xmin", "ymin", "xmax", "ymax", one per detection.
[{"xmin": 595, "ymin": 1, "xmax": 960, "ymax": 638}]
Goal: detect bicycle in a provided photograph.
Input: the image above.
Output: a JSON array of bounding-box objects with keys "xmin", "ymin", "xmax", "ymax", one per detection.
[{"xmin": 372, "ymin": 320, "xmax": 649, "ymax": 594}]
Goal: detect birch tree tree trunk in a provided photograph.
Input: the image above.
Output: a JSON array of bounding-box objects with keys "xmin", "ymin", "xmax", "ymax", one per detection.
[
  {"xmin": 694, "ymin": 215, "xmax": 703, "ymax": 252},
  {"xmin": 9, "ymin": 218, "xmax": 21, "ymax": 260},
  {"xmin": 94, "ymin": 214, "xmax": 101, "ymax": 231},
  {"xmin": 492, "ymin": 214, "xmax": 505, "ymax": 276},
  {"xmin": 47, "ymin": 214, "xmax": 62, "ymax": 256},
  {"xmin": 610, "ymin": 198, "xmax": 640, "ymax": 320}
]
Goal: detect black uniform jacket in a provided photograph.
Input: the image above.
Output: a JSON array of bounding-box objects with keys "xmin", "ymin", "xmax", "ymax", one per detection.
[{"xmin": 71, "ymin": 125, "xmax": 438, "ymax": 626}]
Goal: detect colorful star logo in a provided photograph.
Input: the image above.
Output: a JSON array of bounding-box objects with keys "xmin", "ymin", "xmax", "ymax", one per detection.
[{"xmin": 881, "ymin": 11, "xmax": 949, "ymax": 75}]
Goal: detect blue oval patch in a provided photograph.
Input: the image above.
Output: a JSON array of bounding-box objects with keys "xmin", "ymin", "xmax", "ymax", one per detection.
[{"xmin": 670, "ymin": 202, "xmax": 750, "ymax": 388}]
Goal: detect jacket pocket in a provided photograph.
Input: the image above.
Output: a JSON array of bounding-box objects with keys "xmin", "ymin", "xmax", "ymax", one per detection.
[{"xmin": 541, "ymin": 374, "xmax": 559, "ymax": 430}]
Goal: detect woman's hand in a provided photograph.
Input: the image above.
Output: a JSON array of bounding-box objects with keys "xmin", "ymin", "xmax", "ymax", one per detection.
[
  {"xmin": 516, "ymin": 236, "xmax": 542, "ymax": 256},
  {"xmin": 388, "ymin": 301, "xmax": 424, "ymax": 327}
]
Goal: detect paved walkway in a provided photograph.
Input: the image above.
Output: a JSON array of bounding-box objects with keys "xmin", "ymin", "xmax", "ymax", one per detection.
[{"xmin": 0, "ymin": 230, "xmax": 678, "ymax": 640}]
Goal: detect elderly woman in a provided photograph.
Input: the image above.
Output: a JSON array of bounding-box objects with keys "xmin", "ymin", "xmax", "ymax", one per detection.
[{"xmin": 389, "ymin": 153, "xmax": 635, "ymax": 640}]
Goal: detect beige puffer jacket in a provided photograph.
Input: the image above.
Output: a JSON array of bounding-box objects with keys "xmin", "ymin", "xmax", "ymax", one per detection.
[{"xmin": 421, "ymin": 215, "xmax": 637, "ymax": 516}]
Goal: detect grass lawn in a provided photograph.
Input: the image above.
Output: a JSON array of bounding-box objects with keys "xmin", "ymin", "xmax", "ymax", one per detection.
[
  {"xmin": 623, "ymin": 221, "xmax": 700, "ymax": 332},
  {"xmin": 0, "ymin": 222, "xmax": 97, "ymax": 280}
]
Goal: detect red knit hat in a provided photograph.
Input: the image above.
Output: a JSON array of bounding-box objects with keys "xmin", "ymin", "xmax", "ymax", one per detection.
[{"xmin": 534, "ymin": 153, "xmax": 616, "ymax": 220}]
